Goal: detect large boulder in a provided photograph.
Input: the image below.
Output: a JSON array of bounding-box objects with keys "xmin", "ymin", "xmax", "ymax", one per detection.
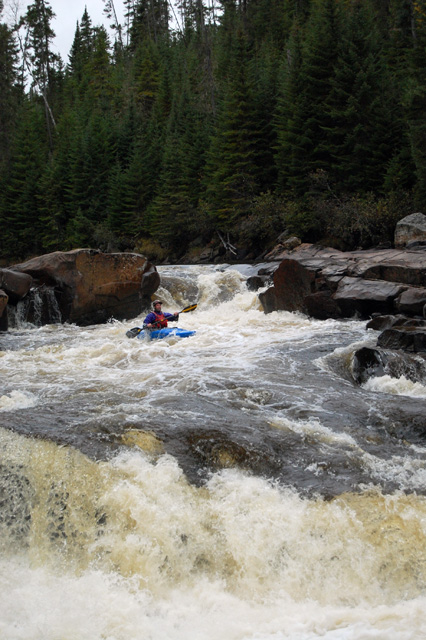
[
  {"xmin": 11, "ymin": 249, "xmax": 160, "ymax": 326},
  {"xmin": 259, "ymin": 258, "xmax": 315, "ymax": 314},
  {"xmin": 394, "ymin": 212, "xmax": 426, "ymax": 248}
]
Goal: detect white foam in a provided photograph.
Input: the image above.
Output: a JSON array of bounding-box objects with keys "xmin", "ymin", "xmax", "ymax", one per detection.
[
  {"xmin": 362, "ymin": 374, "xmax": 426, "ymax": 398},
  {"xmin": 0, "ymin": 557, "xmax": 424, "ymax": 640},
  {"xmin": 1, "ymin": 426, "xmax": 426, "ymax": 640},
  {"xmin": 0, "ymin": 390, "xmax": 37, "ymax": 411}
]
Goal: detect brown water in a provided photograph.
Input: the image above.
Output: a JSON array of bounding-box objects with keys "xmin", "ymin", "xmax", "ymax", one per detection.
[{"xmin": 1, "ymin": 264, "xmax": 426, "ymax": 639}]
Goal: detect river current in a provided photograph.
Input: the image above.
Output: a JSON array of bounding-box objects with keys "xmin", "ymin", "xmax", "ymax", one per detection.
[{"xmin": 1, "ymin": 264, "xmax": 426, "ymax": 639}]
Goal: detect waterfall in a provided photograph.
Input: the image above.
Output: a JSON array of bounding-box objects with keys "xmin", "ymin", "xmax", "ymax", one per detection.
[{"xmin": 7, "ymin": 285, "xmax": 62, "ymax": 328}]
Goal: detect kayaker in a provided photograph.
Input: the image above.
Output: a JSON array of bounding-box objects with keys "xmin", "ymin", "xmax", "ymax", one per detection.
[{"xmin": 144, "ymin": 300, "xmax": 179, "ymax": 329}]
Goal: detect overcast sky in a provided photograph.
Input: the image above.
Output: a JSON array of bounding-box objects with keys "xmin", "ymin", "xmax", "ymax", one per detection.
[
  {"xmin": 3, "ymin": 0, "xmax": 125, "ymax": 61},
  {"xmin": 51, "ymin": 0, "xmax": 125, "ymax": 60}
]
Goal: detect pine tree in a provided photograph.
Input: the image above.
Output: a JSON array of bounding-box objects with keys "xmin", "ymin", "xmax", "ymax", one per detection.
[
  {"xmin": 117, "ymin": 118, "xmax": 163, "ymax": 237},
  {"xmin": 3, "ymin": 100, "xmax": 48, "ymax": 257},
  {"xmin": 323, "ymin": 1, "xmax": 399, "ymax": 193},
  {"xmin": 68, "ymin": 9, "xmax": 94, "ymax": 80},
  {"xmin": 406, "ymin": 1, "xmax": 426, "ymax": 208},
  {"xmin": 0, "ymin": 20, "xmax": 21, "ymax": 166},
  {"xmin": 274, "ymin": 18, "xmax": 305, "ymax": 194},
  {"xmin": 128, "ymin": 0, "xmax": 169, "ymax": 48},
  {"xmin": 149, "ymin": 72, "xmax": 209, "ymax": 249},
  {"xmin": 275, "ymin": 0, "xmax": 340, "ymax": 195},
  {"xmin": 21, "ymin": 0, "xmax": 60, "ymax": 149},
  {"xmin": 205, "ymin": 28, "xmax": 261, "ymax": 228}
]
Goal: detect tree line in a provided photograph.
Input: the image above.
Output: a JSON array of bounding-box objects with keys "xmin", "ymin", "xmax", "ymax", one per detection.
[{"xmin": 0, "ymin": 0, "xmax": 424, "ymax": 263}]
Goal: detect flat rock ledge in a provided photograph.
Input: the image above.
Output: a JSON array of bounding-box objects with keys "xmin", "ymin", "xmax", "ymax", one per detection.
[{"xmin": 259, "ymin": 244, "xmax": 426, "ymax": 322}]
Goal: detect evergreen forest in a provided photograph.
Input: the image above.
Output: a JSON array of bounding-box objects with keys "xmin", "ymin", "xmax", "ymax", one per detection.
[{"xmin": 0, "ymin": 0, "xmax": 425, "ymax": 263}]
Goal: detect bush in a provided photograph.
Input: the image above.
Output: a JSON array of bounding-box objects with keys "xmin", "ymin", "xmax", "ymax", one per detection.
[
  {"xmin": 238, "ymin": 192, "xmax": 288, "ymax": 252},
  {"xmin": 321, "ymin": 191, "xmax": 413, "ymax": 249},
  {"xmin": 134, "ymin": 237, "xmax": 169, "ymax": 263}
]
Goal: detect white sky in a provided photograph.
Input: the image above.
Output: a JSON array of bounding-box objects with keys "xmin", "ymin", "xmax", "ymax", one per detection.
[
  {"xmin": 50, "ymin": 0, "xmax": 125, "ymax": 61},
  {"xmin": 3, "ymin": 0, "xmax": 126, "ymax": 61}
]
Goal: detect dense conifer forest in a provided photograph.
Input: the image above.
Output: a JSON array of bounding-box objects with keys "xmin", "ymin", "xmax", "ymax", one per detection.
[{"xmin": 0, "ymin": 0, "xmax": 424, "ymax": 263}]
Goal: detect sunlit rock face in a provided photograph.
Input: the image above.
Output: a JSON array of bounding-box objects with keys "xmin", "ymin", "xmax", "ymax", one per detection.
[{"xmin": 10, "ymin": 249, "xmax": 160, "ymax": 326}]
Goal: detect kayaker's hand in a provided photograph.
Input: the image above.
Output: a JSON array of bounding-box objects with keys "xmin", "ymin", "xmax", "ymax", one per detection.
[
  {"xmin": 173, "ymin": 313, "xmax": 179, "ymax": 320},
  {"xmin": 146, "ymin": 323, "xmax": 153, "ymax": 328}
]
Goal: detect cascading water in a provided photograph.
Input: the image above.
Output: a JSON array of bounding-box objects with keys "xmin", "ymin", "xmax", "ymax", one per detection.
[
  {"xmin": 7, "ymin": 285, "xmax": 62, "ymax": 328},
  {"xmin": 1, "ymin": 264, "xmax": 426, "ymax": 640}
]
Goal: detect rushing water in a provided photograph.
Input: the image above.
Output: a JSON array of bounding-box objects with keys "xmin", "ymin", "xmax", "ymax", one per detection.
[{"xmin": 1, "ymin": 264, "xmax": 426, "ymax": 640}]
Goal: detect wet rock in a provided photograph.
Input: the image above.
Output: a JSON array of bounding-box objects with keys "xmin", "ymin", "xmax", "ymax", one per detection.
[
  {"xmin": 377, "ymin": 324, "xmax": 426, "ymax": 353},
  {"xmin": 246, "ymin": 275, "xmax": 268, "ymax": 291},
  {"xmin": 0, "ymin": 289, "xmax": 8, "ymax": 331},
  {"xmin": 366, "ymin": 315, "xmax": 407, "ymax": 331},
  {"xmin": 394, "ymin": 212, "xmax": 426, "ymax": 248},
  {"xmin": 0, "ymin": 268, "xmax": 33, "ymax": 304},
  {"xmin": 258, "ymin": 287, "xmax": 278, "ymax": 314},
  {"xmin": 11, "ymin": 249, "xmax": 160, "ymax": 326},
  {"xmin": 352, "ymin": 346, "xmax": 426, "ymax": 384},
  {"xmin": 352, "ymin": 347, "xmax": 386, "ymax": 384}
]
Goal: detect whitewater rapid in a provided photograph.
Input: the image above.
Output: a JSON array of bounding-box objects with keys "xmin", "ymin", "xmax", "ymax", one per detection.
[{"xmin": 1, "ymin": 264, "xmax": 426, "ymax": 639}]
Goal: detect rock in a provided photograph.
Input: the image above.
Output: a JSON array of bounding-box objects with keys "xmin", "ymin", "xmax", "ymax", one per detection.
[
  {"xmin": 395, "ymin": 287, "xmax": 426, "ymax": 316},
  {"xmin": 0, "ymin": 268, "xmax": 33, "ymax": 303},
  {"xmin": 333, "ymin": 277, "xmax": 407, "ymax": 318},
  {"xmin": 304, "ymin": 291, "xmax": 342, "ymax": 319},
  {"xmin": 281, "ymin": 236, "xmax": 302, "ymax": 250},
  {"xmin": 0, "ymin": 289, "xmax": 8, "ymax": 331},
  {"xmin": 378, "ymin": 323, "xmax": 426, "ymax": 353},
  {"xmin": 246, "ymin": 275, "xmax": 268, "ymax": 291},
  {"xmin": 260, "ymin": 243, "xmax": 426, "ymax": 319},
  {"xmin": 259, "ymin": 258, "xmax": 316, "ymax": 314},
  {"xmin": 406, "ymin": 240, "xmax": 426, "ymax": 250},
  {"xmin": 258, "ymin": 287, "xmax": 278, "ymax": 314},
  {"xmin": 352, "ymin": 346, "xmax": 426, "ymax": 384},
  {"xmin": 11, "ymin": 249, "xmax": 160, "ymax": 326},
  {"xmin": 353, "ymin": 249, "xmax": 426, "ymax": 286},
  {"xmin": 366, "ymin": 315, "xmax": 407, "ymax": 331},
  {"xmin": 352, "ymin": 347, "xmax": 386, "ymax": 384},
  {"xmin": 394, "ymin": 212, "xmax": 426, "ymax": 248}
]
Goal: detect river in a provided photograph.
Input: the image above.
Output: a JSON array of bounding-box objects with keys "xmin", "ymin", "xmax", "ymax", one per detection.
[{"xmin": 1, "ymin": 264, "xmax": 426, "ymax": 639}]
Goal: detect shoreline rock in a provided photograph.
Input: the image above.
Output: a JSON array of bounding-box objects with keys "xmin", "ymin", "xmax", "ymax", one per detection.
[
  {"xmin": 259, "ymin": 244, "xmax": 426, "ymax": 324},
  {"xmin": 4, "ymin": 249, "xmax": 160, "ymax": 327}
]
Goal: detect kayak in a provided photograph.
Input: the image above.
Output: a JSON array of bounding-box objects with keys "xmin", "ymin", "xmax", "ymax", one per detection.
[{"xmin": 136, "ymin": 327, "xmax": 196, "ymax": 340}]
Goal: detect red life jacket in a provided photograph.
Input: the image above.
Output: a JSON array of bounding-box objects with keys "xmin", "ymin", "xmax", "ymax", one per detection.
[{"xmin": 153, "ymin": 312, "xmax": 168, "ymax": 328}]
